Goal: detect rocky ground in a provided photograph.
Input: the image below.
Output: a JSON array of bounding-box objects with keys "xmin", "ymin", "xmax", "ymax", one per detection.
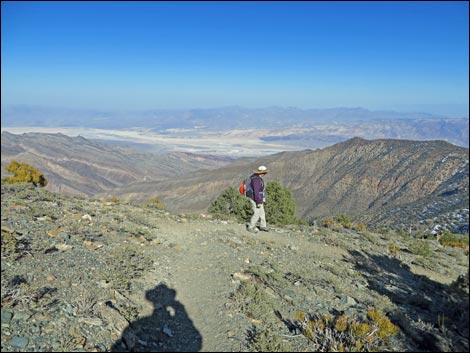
[{"xmin": 1, "ymin": 183, "xmax": 469, "ymax": 352}]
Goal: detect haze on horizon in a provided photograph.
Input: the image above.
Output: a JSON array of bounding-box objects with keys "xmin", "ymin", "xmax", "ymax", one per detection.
[{"xmin": 1, "ymin": 1, "xmax": 469, "ymax": 118}]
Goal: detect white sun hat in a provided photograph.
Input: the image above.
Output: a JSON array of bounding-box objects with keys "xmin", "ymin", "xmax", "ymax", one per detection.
[{"xmin": 254, "ymin": 165, "xmax": 269, "ymax": 174}]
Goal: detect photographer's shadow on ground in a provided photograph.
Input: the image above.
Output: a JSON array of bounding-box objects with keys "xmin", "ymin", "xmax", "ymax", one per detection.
[{"xmin": 111, "ymin": 284, "xmax": 202, "ymax": 352}]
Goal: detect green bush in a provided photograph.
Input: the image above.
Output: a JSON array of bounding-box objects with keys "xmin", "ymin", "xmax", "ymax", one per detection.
[
  {"xmin": 265, "ymin": 181, "xmax": 299, "ymax": 225},
  {"xmin": 208, "ymin": 187, "xmax": 252, "ymax": 222},
  {"xmin": 438, "ymin": 230, "xmax": 469, "ymax": 245},
  {"xmin": 2, "ymin": 161, "xmax": 48, "ymax": 187},
  {"xmin": 209, "ymin": 182, "xmax": 300, "ymax": 225},
  {"xmin": 333, "ymin": 214, "xmax": 352, "ymax": 228},
  {"xmin": 409, "ymin": 239, "xmax": 432, "ymax": 257}
]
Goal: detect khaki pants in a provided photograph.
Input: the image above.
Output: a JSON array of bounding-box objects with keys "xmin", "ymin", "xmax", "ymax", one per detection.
[{"xmin": 248, "ymin": 199, "xmax": 266, "ymax": 229}]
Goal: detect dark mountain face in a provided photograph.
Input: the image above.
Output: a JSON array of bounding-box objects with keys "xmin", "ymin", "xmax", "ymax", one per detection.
[{"xmin": 1, "ymin": 132, "xmax": 233, "ymax": 197}]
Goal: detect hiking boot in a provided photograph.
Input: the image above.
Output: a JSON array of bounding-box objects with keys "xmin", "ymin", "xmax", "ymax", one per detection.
[
  {"xmin": 246, "ymin": 225, "xmax": 259, "ymax": 233},
  {"xmin": 259, "ymin": 227, "xmax": 270, "ymax": 232}
]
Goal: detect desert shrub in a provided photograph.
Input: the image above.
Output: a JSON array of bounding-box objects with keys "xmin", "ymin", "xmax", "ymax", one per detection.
[
  {"xmin": 247, "ymin": 325, "xmax": 291, "ymax": 352},
  {"xmin": 352, "ymin": 222, "xmax": 367, "ymax": 232},
  {"xmin": 2, "ymin": 160, "xmax": 48, "ymax": 187},
  {"xmin": 1, "ymin": 231, "xmax": 18, "ymax": 258},
  {"xmin": 265, "ymin": 181, "xmax": 299, "ymax": 225},
  {"xmin": 323, "ymin": 218, "xmax": 334, "ymax": 228},
  {"xmin": 360, "ymin": 231, "xmax": 377, "ymax": 243},
  {"xmin": 246, "ymin": 262, "xmax": 290, "ymax": 291},
  {"xmin": 232, "ymin": 282, "xmax": 276, "ymax": 322},
  {"xmin": 438, "ymin": 230, "xmax": 469, "ymax": 247},
  {"xmin": 146, "ymin": 197, "xmax": 165, "ymax": 209},
  {"xmin": 438, "ymin": 230, "xmax": 460, "ymax": 244},
  {"xmin": 409, "ymin": 239, "xmax": 432, "ymax": 257},
  {"xmin": 389, "ymin": 243, "xmax": 401, "ymax": 256},
  {"xmin": 293, "ymin": 308, "xmax": 399, "ymax": 351},
  {"xmin": 209, "ymin": 182, "xmax": 300, "ymax": 225},
  {"xmin": 440, "ymin": 242, "xmax": 470, "ymax": 249},
  {"xmin": 208, "ymin": 187, "xmax": 252, "ymax": 222},
  {"xmin": 333, "ymin": 214, "xmax": 352, "ymax": 228}
]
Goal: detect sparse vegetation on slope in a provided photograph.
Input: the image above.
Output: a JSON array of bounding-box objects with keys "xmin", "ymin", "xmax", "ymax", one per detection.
[
  {"xmin": 1, "ymin": 183, "xmax": 468, "ymax": 352},
  {"xmin": 97, "ymin": 137, "xmax": 469, "ymax": 237},
  {"xmin": 2, "ymin": 160, "xmax": 48, "ymax": 187}
]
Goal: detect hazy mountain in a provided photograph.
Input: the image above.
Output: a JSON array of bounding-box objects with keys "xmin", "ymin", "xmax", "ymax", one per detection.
[
  {"xmin": 1, "ymin": 104, "xmax": 458, "ymax": 130},
  {"xmin": 261, "ymin": 118, "xmax": 470, "ymax": 149},
  {"xmin": 3, "ymin": 104, "xmax": 468, "ymax": 148},
  {"xmin": 1, "ymin": 131, "xmax": 234, "ymax": 197},
  {"xmin": 105, "ymin": 137, "xmax": 469, "ymax": 234}
]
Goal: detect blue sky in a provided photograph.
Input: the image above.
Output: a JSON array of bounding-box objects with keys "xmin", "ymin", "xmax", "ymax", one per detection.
[{"xmin": 1, "ymin": 1, "xmax": 469, "ymax": 116}]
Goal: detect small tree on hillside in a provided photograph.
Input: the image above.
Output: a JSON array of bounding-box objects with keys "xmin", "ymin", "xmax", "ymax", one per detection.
[
  {"xmin": 208, "ymin": 187, "xmax": 252, "ymax": 222},
  {"xmin": 265, "ymin": 181, "xmax": 299, "ymax": 225},
  {"xmin": 2, "ymin": 161, "xmax": 48, "ymax": 187}
]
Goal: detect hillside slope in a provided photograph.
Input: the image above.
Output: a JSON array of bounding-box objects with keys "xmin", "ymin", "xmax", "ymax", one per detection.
[
  {"xmin": 1, "ymin": 131, "xmax": 233, "ymax": 197},
  {"xmin": 107, "ymin": 138, "xmax": 469, "ymax": 233},
  {"xmin": 1, "ymin": 183, "xmax": 468, "ymax": 352}
]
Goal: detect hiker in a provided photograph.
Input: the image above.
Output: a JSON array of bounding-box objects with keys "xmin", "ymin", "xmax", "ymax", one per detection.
[{"xmin": 246, "ymin": 166, "xmax": 269, "ymax": 233}]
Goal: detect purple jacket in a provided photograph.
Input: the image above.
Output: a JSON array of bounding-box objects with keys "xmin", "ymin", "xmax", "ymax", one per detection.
[{"xmin": 250, "ymin": 174, "xmax": 265, "ymax": 204}]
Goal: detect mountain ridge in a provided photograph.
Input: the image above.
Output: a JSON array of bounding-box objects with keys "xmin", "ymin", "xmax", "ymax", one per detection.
[
  {"xmin": 104, "ymin": 137, "xmax": 469, "ymax": 234},
  {"xmin": 1, "ymin": 131, "xmax": 235, "ymax": 197},
  {"xmin": 2, "ymin": 132, "xmax": 468, "ymax": 234}
]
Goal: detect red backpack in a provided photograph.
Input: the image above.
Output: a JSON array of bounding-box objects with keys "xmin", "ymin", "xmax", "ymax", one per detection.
[{"xmin": 239, "ymin": 176, "xmax": 253, "ymax": 197}]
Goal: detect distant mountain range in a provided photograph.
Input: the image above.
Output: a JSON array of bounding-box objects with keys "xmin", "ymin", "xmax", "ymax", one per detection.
[
  {"xmin": 1, "ymin": 104, "xmax": 466, "ymax": 128},
  {"xmin": 2, "ymin": 104, "xmax": 468, "ymax": 149},
  {"xmin": 1, "ymin": 132, "xmax": 468, "ymax": 234},
  {"xmin": 260, "ymin": 118, "xmax": 470, "ymax": 149}
]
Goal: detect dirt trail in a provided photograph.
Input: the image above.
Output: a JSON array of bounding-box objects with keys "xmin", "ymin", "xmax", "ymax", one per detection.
[
  {"xmin": 151, "ymin": 221, "xmax": 256, "ymax": 352},
  {"xmin": 140, "ymin": 218, "xmax": 348, "ymax": 352}
]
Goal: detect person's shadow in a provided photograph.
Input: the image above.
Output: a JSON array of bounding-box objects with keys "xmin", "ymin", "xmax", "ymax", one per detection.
[{"xmin": 111, "ymin": 284, "xmax": 202, "ymax": 352}]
